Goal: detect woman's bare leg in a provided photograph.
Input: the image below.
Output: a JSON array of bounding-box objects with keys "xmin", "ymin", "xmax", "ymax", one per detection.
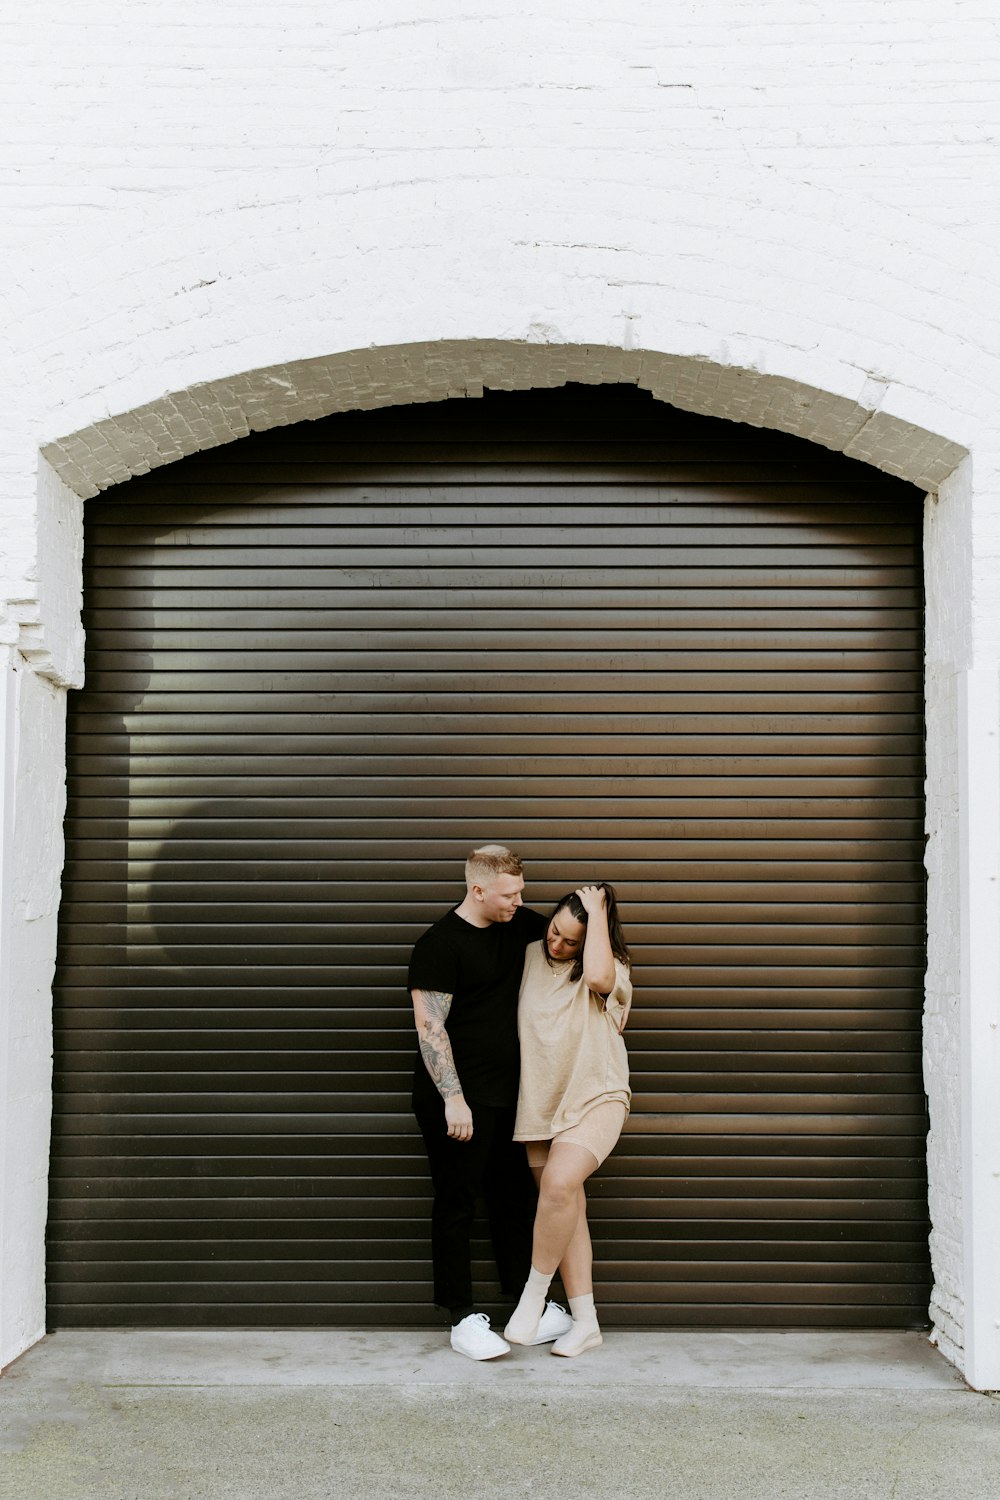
[
  {"xmin": 544, "ymin": 1172, "xmax": 603, "ymax": 1358},
  {"xmin": 558, "ymin": 1187, "xmax": 594, "ymax": 1300},
  {"xmin": 529, "ymin": 1156, "xmax": 593, "ymax": 1299},
  {"xmin": 505, "ymin": 1143, "xmax": 597, "ymax": 1342},
  {"xmin": 530, "ymin": 1142, "xmax": 598, "ymax": 1276}
]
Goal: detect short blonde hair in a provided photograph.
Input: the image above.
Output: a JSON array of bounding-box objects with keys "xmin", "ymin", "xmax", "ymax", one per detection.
[{"xmin": 465, "ymin": 844, "xmax": 524, "ymax": 887}]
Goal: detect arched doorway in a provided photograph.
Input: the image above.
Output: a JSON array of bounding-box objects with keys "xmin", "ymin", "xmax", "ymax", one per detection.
[{"xmin": 48, "ymin": 384, "xmax": 928, "ymax": 1328}]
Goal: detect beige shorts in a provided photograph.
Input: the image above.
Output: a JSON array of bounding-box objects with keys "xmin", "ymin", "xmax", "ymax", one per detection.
[{"xmin": 524, "ymin": 1100, "xmax": 628, "ymax": 1170}]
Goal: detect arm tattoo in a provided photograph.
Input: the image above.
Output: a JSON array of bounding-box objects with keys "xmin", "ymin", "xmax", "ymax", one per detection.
[
  {"xmin": 420, "ymin": 990, "xmax": 453, "ymax": 1024},
  {"xmin": 415, "ymin": 990, "xmax": 463, "ymax": 1099}
]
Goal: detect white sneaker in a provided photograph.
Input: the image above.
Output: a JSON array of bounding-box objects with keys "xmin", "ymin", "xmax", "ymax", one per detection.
[
  {"xmin": 528, "ymin": 1300, "xmax": 574, "ymax": 1345},
  {"xmin": 551, "ymin": 1320, "xmax": 603, "ymax": 1357},
  {"xmin": 450, "ymin": 1312, "xmax": 511, "ymax": 1361}
]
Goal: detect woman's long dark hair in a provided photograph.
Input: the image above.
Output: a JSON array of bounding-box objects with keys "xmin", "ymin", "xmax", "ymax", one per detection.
[{"xmin": 545, "ymin": 881, "xmax": 631, "ymax": 984}]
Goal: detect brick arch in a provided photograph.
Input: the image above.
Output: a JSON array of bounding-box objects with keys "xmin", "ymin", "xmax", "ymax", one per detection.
[{"xmin": 42, "ymin": 338, "xmax": 966, "ymax": 503}]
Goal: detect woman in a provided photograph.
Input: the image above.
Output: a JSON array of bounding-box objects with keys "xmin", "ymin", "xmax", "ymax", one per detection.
[{"xmin": 504, "ymin": 882, "xmax": 632, "ymax": 1356}]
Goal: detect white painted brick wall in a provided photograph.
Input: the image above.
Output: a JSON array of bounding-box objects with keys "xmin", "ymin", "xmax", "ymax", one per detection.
[
  {"xmin": 6, "ymin": 2, "xmax": 1000, "ymax": 249},
  {"xmin": 2, "ymin": 0, "xmax": 1000, "ymax": 1379},
  {"xmin": 924, "ymin": 461, "xmax": 973, "ymax": 1369},
  {"xmin": 0, "ymin": 656, "xmax": 63, "ymax": 1365}
]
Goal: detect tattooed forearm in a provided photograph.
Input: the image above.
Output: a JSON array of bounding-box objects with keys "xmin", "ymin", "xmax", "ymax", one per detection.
[
  {"xmin": 419, "ymin": 1029, "xmax": 463, "ymax": 1098},
  {"xmin": 412, "ymin": 990, "xmax": 463, "ymax": 1100}
]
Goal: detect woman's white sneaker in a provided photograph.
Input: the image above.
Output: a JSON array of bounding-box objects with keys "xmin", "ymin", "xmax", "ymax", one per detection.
[
  {"xmin": 450, "ymin": 1313, "xmax": 511, "ymax": 1360},
  {"xmin": 551, "ymin": 1321, "xmax": 603, "ymax": 1357}
]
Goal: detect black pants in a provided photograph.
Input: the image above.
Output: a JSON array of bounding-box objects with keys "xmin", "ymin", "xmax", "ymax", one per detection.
[{"xmin": 413, "ymin": 1095, "xmax": 537, "ymax": 1317}]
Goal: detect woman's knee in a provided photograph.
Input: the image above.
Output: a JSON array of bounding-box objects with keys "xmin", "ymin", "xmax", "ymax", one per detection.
[{"xmin": 539, "ymin": 1167, "xmax": 581, "ymax": 1212}]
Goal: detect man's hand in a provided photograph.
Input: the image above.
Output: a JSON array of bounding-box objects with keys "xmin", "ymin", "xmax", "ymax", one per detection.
[
  {"xmin": 611, "ymin": 996, "xmax": 632, "ymax": 1035},
  {"xmin": 444, "ymin": 1094, "xmax": 474, "ymax": 1142}
]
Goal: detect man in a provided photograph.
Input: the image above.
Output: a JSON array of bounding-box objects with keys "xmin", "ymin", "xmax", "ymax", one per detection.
[{"xmin": 409, "ymin": 844, "xmax": 572, "ymax": 1359}]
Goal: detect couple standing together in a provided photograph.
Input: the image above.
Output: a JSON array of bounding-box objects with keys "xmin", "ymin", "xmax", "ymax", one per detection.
[{"xmin": 409, "ymin": 844, "xmax": 633, "ymax": 1361}]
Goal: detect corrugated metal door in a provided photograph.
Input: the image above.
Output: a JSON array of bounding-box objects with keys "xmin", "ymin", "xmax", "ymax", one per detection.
[{"xmin": 49, "ymin": 386, "xmax": 930, "ymax": 1328}]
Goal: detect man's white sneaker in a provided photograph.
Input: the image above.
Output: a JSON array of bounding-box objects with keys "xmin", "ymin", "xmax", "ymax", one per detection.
[
  {"xmin": 528, "ymin": 1300, "xmax": 574, "ymax": 1345},
  {"xmin": 450, "ymin": 1313, "xmax": 511, "ymax": 1360}
]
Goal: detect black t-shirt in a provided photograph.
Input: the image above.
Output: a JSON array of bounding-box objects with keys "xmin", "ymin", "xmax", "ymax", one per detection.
[{"xmin": 408, "ymin": 904, "xmax": 547, "ymax": 1108}]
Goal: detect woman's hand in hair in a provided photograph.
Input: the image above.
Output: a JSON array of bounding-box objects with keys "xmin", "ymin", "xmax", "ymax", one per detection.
[{"xmin": 576, "ymin": 884, "xmax": 607, "ymax": 917}]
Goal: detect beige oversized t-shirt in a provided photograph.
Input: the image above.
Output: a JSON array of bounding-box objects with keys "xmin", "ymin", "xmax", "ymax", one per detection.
[{"xmin": 513, "ymin": 940, "xmax": 632, "ymax": 1141}]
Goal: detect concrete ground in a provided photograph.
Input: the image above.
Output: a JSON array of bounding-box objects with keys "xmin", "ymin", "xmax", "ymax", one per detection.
[{"xmin": 1, "ymin": 1330, "xmax": 998, "ymax": 1500}]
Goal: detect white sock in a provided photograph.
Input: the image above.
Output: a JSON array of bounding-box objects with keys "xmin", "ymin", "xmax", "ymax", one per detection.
[
  {"xmin": 568, "ymin": 1292, "xmax": 598, "ymax": 1327},
  {"xmin": 504, "ymin": 1264, "xmax": 553, "ymax": 1343}
]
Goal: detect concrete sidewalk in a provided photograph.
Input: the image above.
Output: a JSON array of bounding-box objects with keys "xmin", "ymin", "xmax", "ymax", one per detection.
[{"xmin": 1, "ymin": 1330, "xmax": 998, "ymax": 1500}]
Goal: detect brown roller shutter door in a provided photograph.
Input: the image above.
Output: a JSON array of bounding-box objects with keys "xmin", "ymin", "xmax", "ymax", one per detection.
[{"xmin": 48, "ymin": 386, "xmax": 930, "ymax": 1328}]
